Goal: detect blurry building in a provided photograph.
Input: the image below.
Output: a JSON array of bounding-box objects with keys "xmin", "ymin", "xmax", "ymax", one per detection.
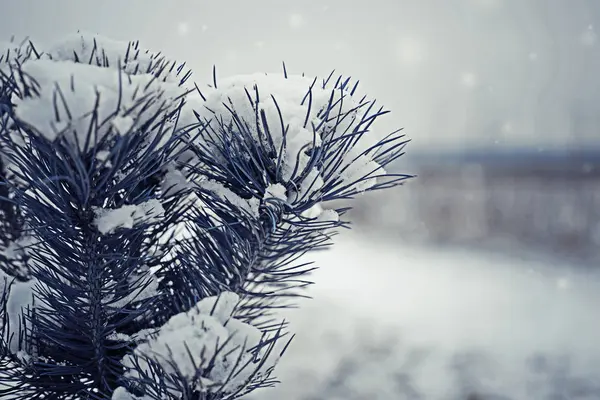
[{"xmin": 353, "ymin": 148, "xmax": 600, "ymax": 264}]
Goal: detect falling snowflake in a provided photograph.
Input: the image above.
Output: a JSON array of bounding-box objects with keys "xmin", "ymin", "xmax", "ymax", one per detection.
[
  {"xmin": 460, "ymin": 72, "xmax": 477, "ymax": 88},
  {"xmin": 581, "ymin": 25, "xmax": 596, "ymax": 46},
  {"xmin": 395, "ymin": 37, "xmax": 425, "ymax": 66},
  {"xmin": 177, "ymin": 22, "xmax": 190, "ymax": 36},
  {"xmin": 556, "ymin": 277, "xmax": 571, "ymax": 291},
  {"xmin": 501, "ymin": 122, "xmax": 513, "ymax": 134},
  {"xmin": 289, "ymin": 13, "xmax": 305, "ymax": 29}
]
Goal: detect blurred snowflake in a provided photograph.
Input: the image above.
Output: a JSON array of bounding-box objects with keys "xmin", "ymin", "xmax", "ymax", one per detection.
[
  {"xmin": 580, "ymin": 25, "xmax": 597, "ymax": 46},
  {"xmin": 177, "ymin": 21, "xmax": 189, "ymax": 36},
  {"xmin": 289, "ymin": 13, "xmax": 305, "ymax": 29}
]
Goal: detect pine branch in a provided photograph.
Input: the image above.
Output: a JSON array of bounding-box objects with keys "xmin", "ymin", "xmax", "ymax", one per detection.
[
  {"xmin": 0, "ymin": 35, "xmax": 193, "ymax": 398},
  {"xmin": 0, "ymin": 32, "xmax": 412, "ymax": 399},
  {"xmin": 161, "ymin": 73, "xmax": 411, "ymax": 328}
]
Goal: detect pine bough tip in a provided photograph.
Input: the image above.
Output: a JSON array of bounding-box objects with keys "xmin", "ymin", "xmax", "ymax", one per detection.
[{"xmin": 0, "ymin": 32, "xmax": 411, "ymax": 399}]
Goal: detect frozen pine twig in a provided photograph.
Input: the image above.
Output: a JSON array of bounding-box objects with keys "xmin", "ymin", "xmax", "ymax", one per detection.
[{"xmin": 0, "ymin": 32, "xmax": 411, "ymax": 399}]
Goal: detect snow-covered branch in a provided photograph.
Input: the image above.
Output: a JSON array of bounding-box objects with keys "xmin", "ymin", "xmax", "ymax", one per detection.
[{"xmin": 0, "ymin": 32, "xmax": 410, "ymax": 399}]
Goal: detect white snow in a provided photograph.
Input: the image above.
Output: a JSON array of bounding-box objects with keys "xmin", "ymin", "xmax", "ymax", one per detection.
[
  {"xmin": 293, "ymin": 167, "xmax": 324, "ymax": 202},
  {"xmin": 94, "ymin": 149, "xmax": 112, "ymax": 168},
  {"xmin": 45, "ymin": 32, "xmax": 176, "ymax": 80},
  {"xmin": 104, "ymin": 271, "xmax": 159, "ymax": 309},
  {"xmin": 190, "ymin": 73, "xmax": 385, "ymax": 204},
  {"xmin": 94, "ymin": 150, "xmax": 110, "ymax": 162},
  {"xmin": 12, "ymin": 59, "xmax": 185, "ymax": 151},
  {"xmin": 301, "ymin": 203, "xmax": 324, "ymax": 219},
  {"xmin": 110, "ymin": 115, "xmax": 135, "ymax": 135},
  {"xmin": 336, "ymin": 155, "xmax": 381, "ymax": 194},
  {"xmin": 252, "ymin": 232, "xmax": 600, "ymax": 400},
  {"xmin": 47, "ymin": 33, "xmax": 131, "ymax": 65},
  {"xmin": 315, "ymin": 208, "xmax": 339, "ymax": 223},
  {"xmin": 93, "ymin": 199, "xmax": 164, "ymax": 234},
  {"xmin": 10, "ymin": 33, "xmax": 389, "ymax": 212},
  {"xmin": 298, "ymin": 202, "xmax": 339, "ymax": 223},
  {"xmin": 193, "ymin": 292, "xmax": 239, "ymax": 323},
  {"xmin": 263, "ymin": 183, "xmax": 287, "ymax": 202},
  {"xmin": 198, "ymin": 179, "xmax": 260, "ymax": 217},
  {"xmin": 161, "ymin": 167, "xmax": 190, "ymax": 197},
  {"xmin": 7, "ymin": 33, "xmax": 190, "ymax": 154},
  {"xmin": 111, "ymin": 387, "xmax": 153, "ymax": 400},
  {"xmin": 120, "ymin": 292, "xmax": 269, "ymax": 396}
]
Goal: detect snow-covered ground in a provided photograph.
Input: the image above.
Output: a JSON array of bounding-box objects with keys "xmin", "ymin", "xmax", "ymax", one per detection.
[{"xmin": 251, "ymin": 232, "xmax": 600, "ymax": 400}]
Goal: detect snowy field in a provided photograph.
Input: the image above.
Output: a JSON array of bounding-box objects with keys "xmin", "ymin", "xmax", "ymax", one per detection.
[{"xmin": 251, "ymin": 231, "xmax": 600, "ymax": 400}]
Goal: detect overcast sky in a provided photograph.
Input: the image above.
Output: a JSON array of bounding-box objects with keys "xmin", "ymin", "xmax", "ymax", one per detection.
[{"xmin": 1, "ymin": 0, "xmax": 599, "ymax": 152}]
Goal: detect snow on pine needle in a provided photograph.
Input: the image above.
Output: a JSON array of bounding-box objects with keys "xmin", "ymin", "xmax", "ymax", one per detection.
[
  {"xmin": 11, "ymin": 58, "xmax": 187, "ymax": 151},
  {"xmin": 121, "ymin": 292, "xmax": 277, "ymax": 398},
  {"xmin": 93, "ymin": 199, "xmax": 165, "ymax": 235},
  {"xmin": 0, "ymin": 32, "xmax": 410, "ymax": 400}
]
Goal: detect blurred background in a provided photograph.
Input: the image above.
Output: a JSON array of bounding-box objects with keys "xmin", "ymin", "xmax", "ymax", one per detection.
[{"xmin": 2, "ymin": 1, "xmax": 600, "ymax": 398}]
